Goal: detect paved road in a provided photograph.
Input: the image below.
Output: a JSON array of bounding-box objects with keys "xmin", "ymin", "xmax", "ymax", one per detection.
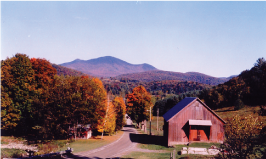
[{"xmin": 64, "ymin": 116, "xmax": 137, "ymax": 159}]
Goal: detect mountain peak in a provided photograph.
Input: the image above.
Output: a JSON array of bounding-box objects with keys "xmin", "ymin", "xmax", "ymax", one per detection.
[
  {"xmin": 60, "ymin": 56, "xmax": 157, "ymax": 77},
  {"xmin": 89, "ymin": 56, "xmax": 130, "ymax": 65}
]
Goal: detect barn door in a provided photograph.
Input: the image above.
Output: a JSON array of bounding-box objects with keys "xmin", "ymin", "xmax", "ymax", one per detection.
[{"xmin": 190, "ymin": 125, "xmax": 210, "ymax": 141}]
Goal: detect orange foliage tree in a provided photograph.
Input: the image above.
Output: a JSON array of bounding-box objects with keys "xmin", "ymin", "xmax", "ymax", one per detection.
[
  {"xmin": 1, "ymin": 53, "xmax": 108, "ymax": 139},
  {"xmin": 126, "ymin": 85, "xmax": 153, "ymax": 126}
]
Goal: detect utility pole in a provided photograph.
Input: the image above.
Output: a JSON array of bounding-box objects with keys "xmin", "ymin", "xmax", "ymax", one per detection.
[{"xmin": 150, "ymin": 106, "xmax": 151, "ymax": 135}]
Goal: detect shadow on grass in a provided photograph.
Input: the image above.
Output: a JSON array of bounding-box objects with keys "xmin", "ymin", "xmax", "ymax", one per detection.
[
  {"xmin": 129, "ymin": 133, "xmax": 167, "ymax": 147},
  {"xmin": 123, "ymin": 125, "xmax": 135, "ymax": 128},
  {"xmin": 63, "ymin": 153, "xmax": 133, "ymax": 159}
]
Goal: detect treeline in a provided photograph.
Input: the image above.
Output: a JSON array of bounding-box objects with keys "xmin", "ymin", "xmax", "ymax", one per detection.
[
  {"xmin": 1, "ymin": 54, "xmax": 126, "ymax": 140},
  {"xmin": 153, "ymin": 90, "xmax": 201, "ymax": 116},
  {"xmin": 103, "ymin": 79, "xmax": 210, "ymax": 99},
  {"xmin": 116, "ymin": 70, "xmax": 228, "ymax": 85},
  {"xmin": 199, "ymin": 58, "xmax": 266, "ymax": 110}
]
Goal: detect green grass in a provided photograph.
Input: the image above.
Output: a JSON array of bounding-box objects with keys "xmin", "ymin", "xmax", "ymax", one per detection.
[
  {"xmin": 1, "ymin": 148, "xmax": 27, "ymax": 159},
  {"xmin": 122, "ymin": 152, "xmax": 171, "ymax": 159},
  {"xmin": 1, "ymin": 140, "xmax": 9, "ymax": 144},
  {"xmin": 137, "ymin": 142, "xmax": 221, "ymax": 151},
  {"xmin": 1, "ymin": 131, "xmax": 124, "ymax": 156},
  {"xmin": 59, "ymin": 130, "xmax": 124, "ymax": 153},
  {"xmin": 122, "ymin": 151, "xmax": 216, "ymax": 159},
  {"xmin": 138, "ymin": 144, "xmax": 170, "ymax": 150},
  {"xmin": 215, "ymin": 105, "xmax": 266, "ymax": 126},
  {"xmin": 1, "ymin": 136, "xmax": 26, "ymax": 145}
]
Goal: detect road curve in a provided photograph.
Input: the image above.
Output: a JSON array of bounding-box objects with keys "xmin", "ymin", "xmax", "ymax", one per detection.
[{"xmin": 64, "ymin": 117, "xmax": 137, "ymax": 159}]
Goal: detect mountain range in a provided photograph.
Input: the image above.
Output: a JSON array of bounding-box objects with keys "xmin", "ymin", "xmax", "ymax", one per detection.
[
  {"xmin": 59, "ymin": 56, "xmax": 234, "ymax": 85},
  {"xmin": 61, "ymin": 56, "xmax": 157, "ymax": 77}
]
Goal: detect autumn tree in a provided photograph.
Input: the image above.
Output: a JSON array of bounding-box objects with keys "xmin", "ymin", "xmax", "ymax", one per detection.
[
  {"xmin": 1, "ymin": 58, "xmax": 20, "ymax": 132},
  {"xmin": 112, "ymin": 96, "xmax": 126, "ymax": 130},
  {"xmin": 199, "ymin": 57, "xmax": 266, "ymax": 110},
  {"xmin": 97, "ymin": 99, "xmax": 116, "ymax": 136},
  {"xmin": 222, "ymin": 114, "xmax": 264, "ymax": 158},
  {"xmin": 1, "ymin": 54, "xmax": 37, "ymax": 135},
  {"xmin": 30, "ymin": 58, "xmax": 57, "ymax": 138},
  {"xmin": 45, "ymin": 75, "xmax": 107, "ymax": 139},
  {"xmin": 126, "ymin": 85, "xmax": 153, "ymax": 126}
]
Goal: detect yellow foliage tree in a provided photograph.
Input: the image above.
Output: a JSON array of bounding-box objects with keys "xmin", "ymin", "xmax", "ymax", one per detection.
[
  {"xmin": 223, "ymin": 114, "xmax": 263, "ymax": 158},
  {"xmin": 112, "ymin": 96, "xmax": 126, "ymax": 130},
  {"xmin": 97, "ymin": 96, "xmax": 116, "ymax": 136}
]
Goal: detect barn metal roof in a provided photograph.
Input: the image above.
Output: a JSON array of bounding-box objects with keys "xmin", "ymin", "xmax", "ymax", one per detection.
[
  {"xmin": 163, "ymin": 97, "xmax": 226, "ymax": 124},
  {"xmin": 163, "ymin": 97, "xmax": 197, "ymax": 122}
]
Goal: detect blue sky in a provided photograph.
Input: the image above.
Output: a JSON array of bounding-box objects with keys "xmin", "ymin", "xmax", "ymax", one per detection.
[{"xmin": 1, "ymin": 1, "xmax": 266, "ymax": 77}]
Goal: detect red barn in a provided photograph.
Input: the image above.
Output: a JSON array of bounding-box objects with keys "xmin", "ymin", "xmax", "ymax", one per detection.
[{"xmin": 163, "ymin": 97, "xmax": 225, "ymax": 146}]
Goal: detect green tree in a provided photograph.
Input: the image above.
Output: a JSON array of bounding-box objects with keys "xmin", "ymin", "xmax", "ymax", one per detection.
[
  {"xmin": 1, "ymin": 54, "xmax": 36, "ymax": 135},
  {"xmin": 234, "ymin": 98, "xmax": 244, "ymax": 110}
]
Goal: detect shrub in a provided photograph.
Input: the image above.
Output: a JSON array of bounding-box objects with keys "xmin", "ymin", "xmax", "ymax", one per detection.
[
  {"xmin": 234, "ymin": 99, "xmax": 244, "ymax": 110},
  {"xmin": 222, "ymin": 114, "xmax": 263, "ymax": 158}
]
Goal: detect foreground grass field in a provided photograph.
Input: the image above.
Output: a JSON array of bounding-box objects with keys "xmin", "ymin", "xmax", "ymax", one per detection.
[
  {"xmin": 1, "ymin": 131, "xmax": 124, "ymax": 158},
  {"xmin": 215, "ymin": 105, "xmax": 266, "ymax": 126},
  {"xmin": 59, "ymin": 131, "xmax": 124, "ymax": 153},
  {"xmin": 123, "ymin": 142, "xmax": 220, "ymax": 159}
]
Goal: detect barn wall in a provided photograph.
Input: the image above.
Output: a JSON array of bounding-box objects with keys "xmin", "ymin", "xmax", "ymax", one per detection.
[{"xmin": 167, "ymin": 100, "xmax": 224, "ymax": 146}]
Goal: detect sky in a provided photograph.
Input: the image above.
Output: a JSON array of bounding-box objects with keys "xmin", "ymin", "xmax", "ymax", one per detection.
[{"xmin": 1, "ymin": 1, "xmax": 266, "ymax": 78}]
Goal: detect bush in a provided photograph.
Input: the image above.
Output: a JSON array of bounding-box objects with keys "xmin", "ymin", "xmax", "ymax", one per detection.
[
  {"xmin": 223, "ymin": 114, "xmax": 264, "ymax": 158},
  {"xmin": 234, "ymin": 99, "xmax": 244, "ymax": 110},
  {"xmin": 259, "ymin": 105, "xmax": 266, "ymax": 116}
]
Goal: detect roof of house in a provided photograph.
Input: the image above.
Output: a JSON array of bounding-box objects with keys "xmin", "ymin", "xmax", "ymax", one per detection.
[
  {"xmin": 163, "ymin": 97, "xmax": 226, "ymax": 123},
  {"xmin": 163, "ymin": 97, "xmax": 197, "ymax": 121}
]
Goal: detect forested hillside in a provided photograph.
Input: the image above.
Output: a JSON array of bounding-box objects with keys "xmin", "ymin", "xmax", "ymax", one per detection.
[
  {"xmin": 116, "ymin": 70, "xmax": 230, "ymax": 85},
  {"xmin": 102, "ymin": 78, "xmax": 211, "ymax": 99},
  {"xmin": 52, "ymin": 64, "xmax": 86, "ymax": 77},
  {"xmin": 199, "ymin": 58, "xmax": 266, "ymax": 110},
  {"xmin": 152, "ymin": 58, "xmax": 266, "ymax": 116}
]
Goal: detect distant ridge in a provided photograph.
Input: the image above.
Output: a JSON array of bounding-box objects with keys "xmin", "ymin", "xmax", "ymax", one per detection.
[
  {"xmin": 60, "ymin": 56, "xmax": 158, "ymax": 77},
  {"xmin": 52, "ymin": 64, "xmax": 86, "ymax": 77},
  {"xmin": 116, "ymin": 70, "xmax": 230, "ymax": 85}
]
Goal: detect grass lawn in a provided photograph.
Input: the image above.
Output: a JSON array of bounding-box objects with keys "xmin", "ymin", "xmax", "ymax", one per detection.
[
  {"xmin": 123, "ymin": 151, "xmax": 217, "ymax": 159},
  {"xmin": 137, "ymin": 142, "xmax": 221, "ymax": 154},
  {"xmin": 1, "ymin": 148, "xmax": 27, "ymax": 159},
  {"xmin": 59, "ymin": 130, "xmax": 124, "ymax": 153},
  {"xmin": 1, "ymin": 130, "xmax": 124, "ymax": 157},
  {"xmin": 214, "ymin": 105, "xmax": 266, "ymax": 126},
  {"xmin": 122, "ymin": 152, "xmax": 172, "ymax": 159}
]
